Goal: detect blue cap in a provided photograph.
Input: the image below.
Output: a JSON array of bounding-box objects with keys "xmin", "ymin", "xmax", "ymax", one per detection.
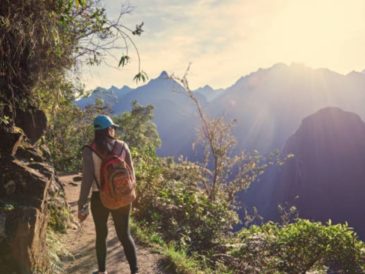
[{"xmin": 93, "ymin": 115, "xmax": 119, "ymax": 130}]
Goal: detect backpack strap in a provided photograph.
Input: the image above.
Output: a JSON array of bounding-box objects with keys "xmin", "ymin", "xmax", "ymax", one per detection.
[
  {"xmin": 112, "ymin": 140, "xmax": 126, "ymax": 160},
  {"xmin": 84, "ymin": 143, "xmax": 104, "ymax": 160},
  {"xmin": 85, "ymin": 140, "xmax": 125, "ymax": 159}
]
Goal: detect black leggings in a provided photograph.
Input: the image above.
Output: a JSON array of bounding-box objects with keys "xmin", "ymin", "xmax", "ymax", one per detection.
[{"xmin": 90, "ymin": 192, "xmax": 138, "ymax": 273}]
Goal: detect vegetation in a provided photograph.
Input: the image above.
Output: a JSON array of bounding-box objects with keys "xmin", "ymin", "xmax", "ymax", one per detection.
[
  {"xmin": 228, "ymin": 219, "xmax": 365, "ymax": 273},
  {"xmin": 46, "ymin": 228, "xmax": 73, "ymax": 273},
  {"xmin": 0, "ymin": 0, "xmax": 145, "ymax": 132},
  {"xmin": 45, "ymin": 99, "xmax": 106, "ymax": 172},
  {"xmin": 114, "ymin": 100, "xmax": 161, "ymax": 150},
  {"xmin": 47, "ymin": 193, "xmax": 72, "ymax": 234}
]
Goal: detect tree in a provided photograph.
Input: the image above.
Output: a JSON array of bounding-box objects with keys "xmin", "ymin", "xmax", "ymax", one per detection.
[
  {"xmin": 174, "ymin": 69, "xmax": 271, "ymax": 204},
  {"xmin": 113, "ymin": 101, "xmax": 161, "ymax": 150},
  {"xmin": 45, "ymin": 99, "xmax": 107, "ymax": 172},
  {"xmin": 0, "ymin": 0, "xmax": 146, "ymax": 132}
]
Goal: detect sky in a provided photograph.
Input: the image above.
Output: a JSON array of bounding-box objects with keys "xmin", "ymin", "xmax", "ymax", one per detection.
[{"xmin": 80, "ymin": 0, "xmax": 365, "ymax": 91}]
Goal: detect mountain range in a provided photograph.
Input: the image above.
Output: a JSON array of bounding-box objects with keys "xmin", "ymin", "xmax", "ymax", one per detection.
[
  {"xmin": 76, "ymin": 63, "xmax": 365, "ymax": 157},
  {"xmin": 76, "ymin": 63, "xmax": 365, "ymax": 238}
]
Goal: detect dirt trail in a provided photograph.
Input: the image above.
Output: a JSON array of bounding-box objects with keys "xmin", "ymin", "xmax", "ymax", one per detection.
[{"xmin": 59, "ymin": 175, "xmax": 168, "ymax": 274}]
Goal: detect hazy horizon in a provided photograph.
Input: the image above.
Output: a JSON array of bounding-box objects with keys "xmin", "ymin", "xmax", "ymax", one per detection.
[
  {"xmin": 80, "ymin": 0, "xmax": 365, "ymax": 91},
  {"xmin": 85, "ymin": 62, "xmax": 365, "ymax": 91}
]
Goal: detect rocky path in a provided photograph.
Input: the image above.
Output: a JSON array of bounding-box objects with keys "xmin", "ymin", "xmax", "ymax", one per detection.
[{"xmin": 59, "ymin": 175, "xmax": 168, "ymax": 274}]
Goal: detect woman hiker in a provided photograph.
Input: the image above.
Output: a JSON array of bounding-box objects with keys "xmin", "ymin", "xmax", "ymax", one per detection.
[{"xmin": 78, "ymin": 114, "xmax": 139, "ymax": 274}]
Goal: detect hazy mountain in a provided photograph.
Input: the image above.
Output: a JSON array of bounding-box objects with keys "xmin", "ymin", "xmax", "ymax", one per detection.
[
  {"xmin": 271, "ymin": 107, "xmax": 365, "ymax": 238},
  {"xmin": 76, "ymin": 71, "xmax": 209, "ymax": 156},
  {"xmin": 207, "ymin": 63, "xmax": 365, "ymax": 154},
  {"xmin": 77, "ymin": 63, "xmax": 365, "ymax": 159},
  {"xmin": 76, "ymin": 85, "xmax": 132, "ymax": 109},
  {"xmin": 195, "ymin": 85, "xmax": 224, "ymax": 102}
]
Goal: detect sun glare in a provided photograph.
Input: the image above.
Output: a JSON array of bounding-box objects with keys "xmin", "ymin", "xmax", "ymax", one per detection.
[{"xmin": 263, "ymin": 0, "xmax": 365, "ymax": 72}]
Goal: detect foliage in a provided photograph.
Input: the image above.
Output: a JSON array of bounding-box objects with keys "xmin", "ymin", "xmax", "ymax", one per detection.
[
  {"xmin": 46, "ymin": 228, "xmax": 73, "ymax": 274},
  {"xmin": 47, "ymin": 195, "xmax": 71, "ymax": 234},
  {"xmin": 44, "ymin": 99, "xmax": 106, "ymax": 172},
  {"xmin": 133, "ymin": 155, "xmax": 237, "ymax": 254},
  {"xmin": 0, "ymin": 200, "xmax": 16, "ymax": 212},
  {"xmin": 0, "ymin": 0, "xmax": 145, "ymax": 130},
  {"xmin": 1, "ymin": 0, "xmax": 75, "ymax": 125},
  {"xmin": 227, "ymin": 219, "xmax": 365, "ymax": 273},
  {"xmin": 130, "ymin": 220, "xmax": 228, "ymax": 274},
  {"xmin": 46, "ymin": 190, "xmax": 73, "ymax": 273},
  {"xmin": 161, "ymin": 244, "xmax": 209, "ymax": 274},
  {"xmin": 136, "ymin": 174, "xmax": 237, "ymax": 252},
  {"xmin": 114, "ymin": 101, "xmax": 161, "ymax": 150}
]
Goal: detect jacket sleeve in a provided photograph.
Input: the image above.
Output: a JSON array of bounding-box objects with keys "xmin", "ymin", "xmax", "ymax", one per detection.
[
  {"xmin": 123, "ymin": 142, "xmax": 136, "ymax": 182},
  {"xmin": 78, "ymin": 147, "xmax": 95, "ymax": 211}
]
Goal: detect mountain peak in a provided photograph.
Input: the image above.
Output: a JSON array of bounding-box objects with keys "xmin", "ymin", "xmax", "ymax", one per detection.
[
  {"xmin": 120, "ymin": 85, "xmax": 131, "ymax": 90},
  {"xmin": 157, "ymin": 71, "xmax": 169, "ymax": 79},
  {"xmin": 290, "ymin": 62, "xmax": 307, "ymax": 68},
  {"xmin": 109, "ymin": 85, "xmax": 120, "ymax": 92},
  {"xmin": 270, "ymin": 62, "xmax": 288, "ymax": 70},
  {"xmin": 195, "ymin": 84, "xmax": 213, "ymax": 91}
]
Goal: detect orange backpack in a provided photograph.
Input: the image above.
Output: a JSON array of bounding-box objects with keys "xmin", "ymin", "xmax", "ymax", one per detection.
[{"xmin": 89, "ymin": 141, "xmax": 136, "ymax": 209}]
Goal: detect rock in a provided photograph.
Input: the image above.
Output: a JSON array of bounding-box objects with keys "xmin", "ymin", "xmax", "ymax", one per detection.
[
  {"xmin": 3, "ymin": 180, "xmax": 16, "ymax": 196},
  {"xmin": 48, "ymin": 176, "xmax": 64, "ymax": 197},
  {"xmin": 0, "ymin": 212, "xmax": 6, "ymax": 240},
  {"xmin": 0, "ymin": 128, "xmax": 23, "ymax": 157},
  {"xmin": 4, "ymin": 207, "xmax": 48, "ymax": 273},
  {"xmin": 15, "ymin": 107, "xmax": 47, "ymax": 145},
  {"xmin": 15, "ymin": 146, "xmax": 43, "ymax": 162},
  {"xmin": 0, "ymin": 155, "xmax": 54, "ymax": 273},
  {"xmin": 27, "ymin": 163, "xmax": 53, "ymax": 178},
  {"xmin": 39, "ymin": 144, "xmax": 52, "ymax": 162}
]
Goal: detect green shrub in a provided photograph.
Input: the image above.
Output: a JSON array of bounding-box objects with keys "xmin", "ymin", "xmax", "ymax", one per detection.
[
  {"xmin": 45, "ymin": 101, "xmax": 102, "ymax": 173},
  {"xmin": 133, "ymin": 154, "xmax": 238, "ymax": 253},
  {"xmin": 230, "ymin": 219, "xmax": 365, "ymax": 273},
  {"xmin": 47, "ymin": 195, "xmax": 71, "ymax": 234},
  {"xmin": 46, "ymin": 228, "xmax": 73, "ymax": 274}
]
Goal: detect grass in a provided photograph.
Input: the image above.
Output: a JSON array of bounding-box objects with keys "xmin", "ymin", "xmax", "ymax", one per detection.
[
  {"xmin": 161, "ymin": 244, "xmax": 207, "ymax": 274},
  {"xmin": 130, "ymin": 219, "xmax": 233, "ymax": 274},
  {"xmin": 46, "ymin": 228, "xmax": 74, "ymax": 274}
]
